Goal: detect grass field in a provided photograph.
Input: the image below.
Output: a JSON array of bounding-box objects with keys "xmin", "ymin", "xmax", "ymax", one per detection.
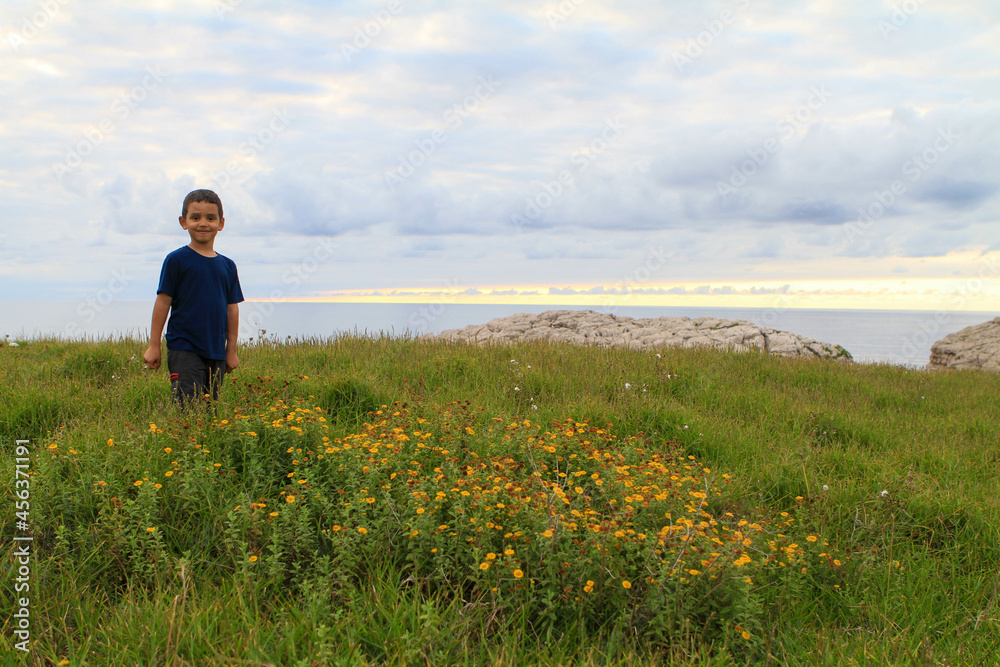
[{"xmin": 2, "ymin": 335, "xmax": 999, "ymax": 665}]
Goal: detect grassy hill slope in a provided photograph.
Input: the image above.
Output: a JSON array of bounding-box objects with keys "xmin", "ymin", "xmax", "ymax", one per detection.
[{"xmin": 2, "ymin": 336, "xmax": 998, "ymax": 665}]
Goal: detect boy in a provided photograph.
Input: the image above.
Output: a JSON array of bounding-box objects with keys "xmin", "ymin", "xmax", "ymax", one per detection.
[{"xmin": 144, "ymin": 189, "xmax": 244, "ymax": 406}]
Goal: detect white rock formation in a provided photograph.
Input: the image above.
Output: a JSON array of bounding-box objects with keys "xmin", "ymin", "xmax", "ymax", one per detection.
[
  {"xmin": 927, "ymin": 317, "xmax": 1000, "ymax": 372},
  {"xmin": 422, "ymin": 310, "xmax": 851, "ymax": 360}
]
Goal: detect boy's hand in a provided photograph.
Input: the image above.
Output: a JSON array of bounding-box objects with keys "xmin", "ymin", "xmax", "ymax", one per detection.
[
  {"xmin": 144, "ymin": 345, "xmax": 162, "ymax": 370},
  {"xmin": 226, "ymin": 351, "xmax": 240, "ymax": 374}
]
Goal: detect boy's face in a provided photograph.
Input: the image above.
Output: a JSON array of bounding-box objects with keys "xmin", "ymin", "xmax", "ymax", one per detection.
[{"xmin": 179, "ymin": 201, "xmax": 225, "ymax": 248}]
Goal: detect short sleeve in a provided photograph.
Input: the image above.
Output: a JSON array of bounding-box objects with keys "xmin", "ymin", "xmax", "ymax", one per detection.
[
  {"xmin": 227, "ymin": 260, "xmax": 244, "ymax": 305},
  {"xmin": 156, "ymin": 253, "xmax": 178, "ymax": 297}
]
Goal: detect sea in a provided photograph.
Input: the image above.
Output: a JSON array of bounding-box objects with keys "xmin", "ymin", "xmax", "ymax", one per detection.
[{"xmin": 1, "ymin": 300, "xmax": 995, "ymax": 368}]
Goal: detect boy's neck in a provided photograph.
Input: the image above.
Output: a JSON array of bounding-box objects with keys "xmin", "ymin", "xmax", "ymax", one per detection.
[{"xmin": 187, "ymin": 242, "xmax": 218, "ymax": 258}]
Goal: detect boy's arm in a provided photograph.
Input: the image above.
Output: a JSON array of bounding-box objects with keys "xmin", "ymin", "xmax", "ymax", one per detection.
[
  {"xmin": 225, "ymin": 303, "xmax": 240, "ymax": 373},
  {"xmin": 143, "ymin": 293, "xmax": 172, "ymax": 370}
]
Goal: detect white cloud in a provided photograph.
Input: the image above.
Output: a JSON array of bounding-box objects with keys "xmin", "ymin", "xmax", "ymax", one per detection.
[{"xmin": 0, "ymin": 0, "xmax": 997, "ymax": 307}]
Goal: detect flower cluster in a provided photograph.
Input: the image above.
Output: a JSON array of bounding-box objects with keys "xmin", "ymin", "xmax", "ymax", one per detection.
[{"xmin": 202, "ymin": 398, "xmax": 852, "ymax": 644}]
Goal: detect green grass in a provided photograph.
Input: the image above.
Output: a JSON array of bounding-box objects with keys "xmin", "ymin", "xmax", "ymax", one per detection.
[{"xmin": 2, "ymin": 335, "xmax": 999, "ymax": 665}]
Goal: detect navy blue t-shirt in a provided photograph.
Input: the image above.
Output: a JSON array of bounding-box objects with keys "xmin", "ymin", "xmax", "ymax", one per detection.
[{"xmin": 157, "ymin": 246, "xmax": 244, "ymax": 360}]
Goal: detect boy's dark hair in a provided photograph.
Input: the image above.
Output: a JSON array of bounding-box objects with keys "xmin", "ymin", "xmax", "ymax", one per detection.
[{"xmin": 181, "ymin": 189, "xmax": 224, "ymax": 219}]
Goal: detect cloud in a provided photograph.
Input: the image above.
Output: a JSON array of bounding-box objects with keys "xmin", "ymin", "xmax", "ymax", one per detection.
[
  {"xmin": 0, "ymin": 0, "xmax": 998, "ymax": 304},
  {"xmin": 914, "ymin": 178, "xmax": 999, "ymax": 209}
]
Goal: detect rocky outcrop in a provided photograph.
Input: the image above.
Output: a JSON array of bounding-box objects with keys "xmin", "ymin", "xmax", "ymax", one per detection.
[
  {"xmin": 927, "ymin": 317, "xmax": 1000, "ymax": 372},
  {"xmin": 423, "ymin": 310, "xmax": 852, "ymax": 360}
]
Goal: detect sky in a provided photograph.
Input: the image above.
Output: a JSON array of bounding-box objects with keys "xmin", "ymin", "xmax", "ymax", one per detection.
[{"xmin": 2, "ymin": 0, "xmax": 999, "ymax": 313}]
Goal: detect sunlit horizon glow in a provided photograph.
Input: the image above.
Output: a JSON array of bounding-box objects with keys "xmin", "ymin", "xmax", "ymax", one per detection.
[
  {"xmin": 248, "ymin": 276, "xmax": 1000, "ymax": 312},
  {"xmin": 253, "ymin": 249, "xmax": 1000, "ymax": 312}
]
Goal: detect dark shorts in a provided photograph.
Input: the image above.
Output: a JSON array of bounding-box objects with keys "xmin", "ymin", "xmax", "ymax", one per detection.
[{"xmin": 167, "ymin": 349, "xmax": 226, "ymax": 406}]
